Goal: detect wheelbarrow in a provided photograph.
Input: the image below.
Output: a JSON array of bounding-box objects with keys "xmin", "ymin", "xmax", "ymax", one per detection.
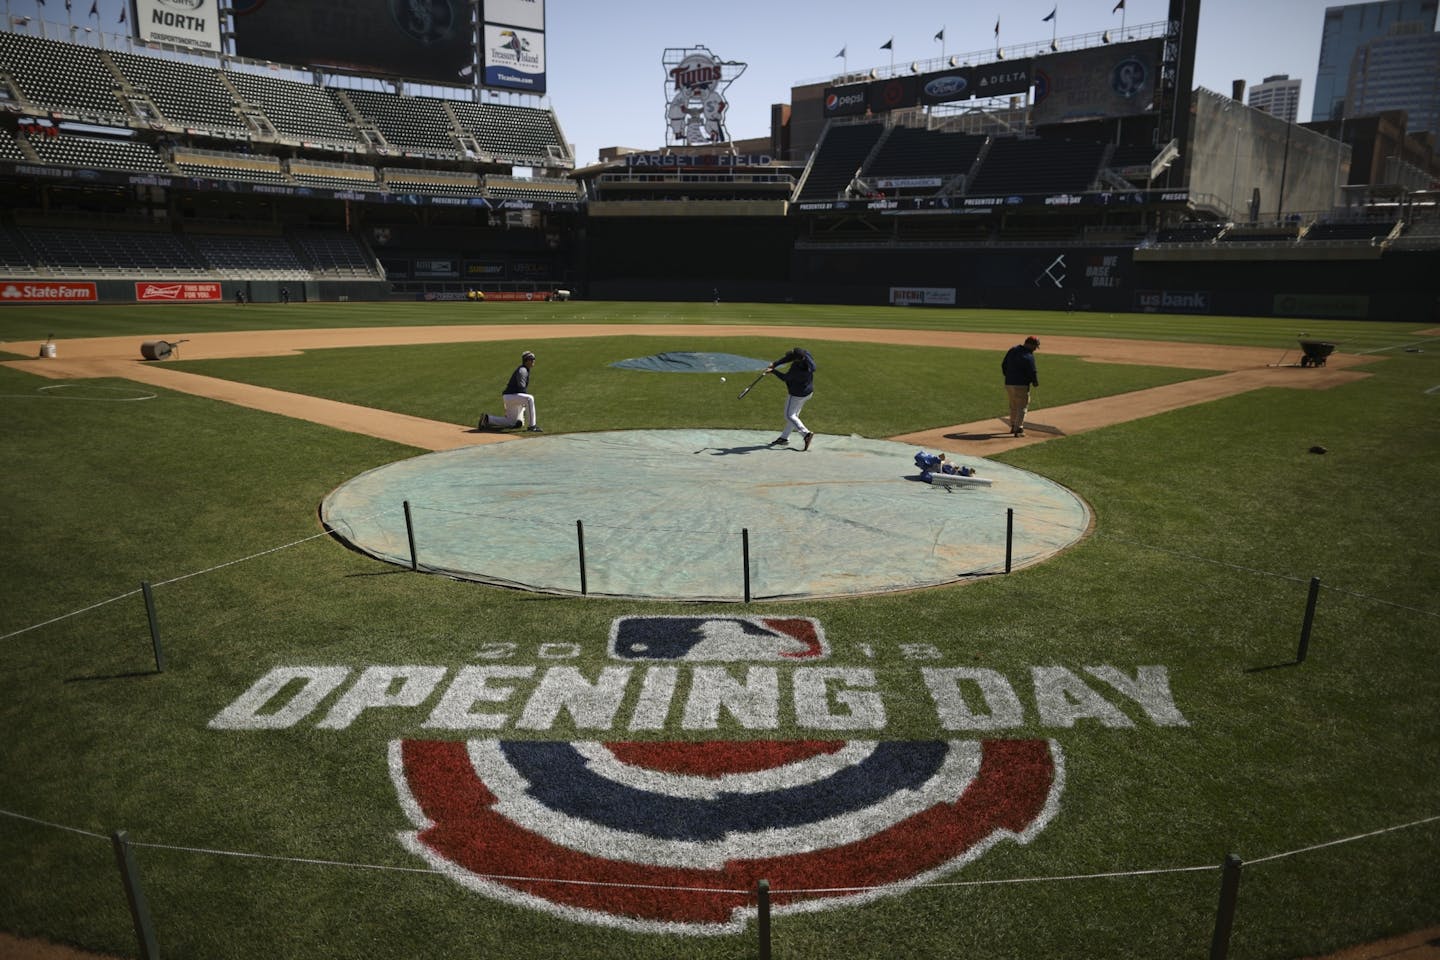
[{"xmin": 1298, "ymin": 340, "xmax": 1336, "ymax": 368}]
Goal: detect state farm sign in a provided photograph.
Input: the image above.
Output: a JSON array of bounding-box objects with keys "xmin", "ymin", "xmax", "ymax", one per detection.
[
  {"xmin": 1, "ymin": 281, "xmax": 98, "ymax": 303},
  {"xmin": 135, "ymin": 282, "xmax": 222, "ymax": 302}
]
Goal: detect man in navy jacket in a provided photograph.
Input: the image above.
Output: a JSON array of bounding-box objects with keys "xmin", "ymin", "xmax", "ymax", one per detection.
[
  {"xmin": 766, "ymin": 346, "xmax": 816, "ymax": 450},
  {"xmin": 1001, "ymin": 336, "xmax": 1040, "ymax": 436}
]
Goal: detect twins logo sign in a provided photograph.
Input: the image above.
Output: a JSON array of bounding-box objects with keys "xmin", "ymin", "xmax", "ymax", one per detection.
[{"xmin": 389, "ymin": 616, "xmax": 1064, "ymax": 933}]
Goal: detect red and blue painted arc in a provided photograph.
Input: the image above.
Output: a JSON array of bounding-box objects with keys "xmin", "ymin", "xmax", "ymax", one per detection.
[{"xmin": 392, "ymin": 738, "xmax": 1062, "ymax": 934}]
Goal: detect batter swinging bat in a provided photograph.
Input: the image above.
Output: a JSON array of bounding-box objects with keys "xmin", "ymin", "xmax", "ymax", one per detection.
[{"xmin": 736, "ymin": 369, "xmax": 768, "ymax": 399}]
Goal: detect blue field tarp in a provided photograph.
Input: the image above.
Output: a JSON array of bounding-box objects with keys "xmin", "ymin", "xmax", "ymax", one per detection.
[{"xmin": 321, "ymin": 429, "xmax": 1090, "ymax": 601}]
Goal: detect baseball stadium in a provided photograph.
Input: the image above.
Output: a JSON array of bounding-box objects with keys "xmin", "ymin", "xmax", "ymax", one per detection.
[{"xmin": 1, "ymin": 1, "xmax": 1437, "ymax": 958}]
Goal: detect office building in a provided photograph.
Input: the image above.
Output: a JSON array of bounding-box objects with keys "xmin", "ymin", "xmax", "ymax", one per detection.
[
  {"xmin": 1312, "ymin": 0, "xmax": 1437, "ymax": 122},
  {"xmin": 1347, "ymin": 22, "xmax": 1440, "ymax": 137},
  {"xmin": 1248, "ymin": 74, "xmax": 1303, "ymax": 121}
]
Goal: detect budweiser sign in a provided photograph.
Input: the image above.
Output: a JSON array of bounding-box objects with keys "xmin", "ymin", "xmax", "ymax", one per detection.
[{"xmin": 135, "ymin": 282, "xmax": 222, "ymax": 302}]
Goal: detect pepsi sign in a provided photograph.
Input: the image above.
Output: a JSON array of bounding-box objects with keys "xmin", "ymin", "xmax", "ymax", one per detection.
[{"xmin": 823, "ymin": 86, "xmax": 867, "ymax": 117}]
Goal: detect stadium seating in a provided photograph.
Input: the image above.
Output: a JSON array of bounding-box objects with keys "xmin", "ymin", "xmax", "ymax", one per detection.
[
  {"xmin": 107, "ymin": 50, "xmax": 247, "ymax": 135},
  {"xmin": 1152, "ymin": 221, "xmax": 1227, "ymax": 244},
  {"xmin": 1300, "ymin": 218, "xmax": 1398, "ymax": 243},
  {"xmin": 966, "ymin": 136, "xmax": 1108, "ymax": 196},
  {"xmin": 0, "ymin": 126, "xmax": 29, "ymax": 162},
  {"xmin": 866, "ymin": 126, "xmax": 986, "ymax": 183},
  {"xmin": 484, "ymin": 176, "xmax": 580, "ymax": 202},
  {"xmin": 173, "ymin": 148, "xmax": 289, "ymax": 184},
  {"xmin": 384, "ymin": 167, "xmax": 483, "ymax": 197},
  {"xmin": 224, "ymin": 70, "xmax": 362, "ymax": 150},
  {"xmin": 190, "ymin": 233, "xmax": 310, "ymax": 280},
  {"xmin": 23, "ymin": 226, "xmax": 208, "ymax": 277},
  {"xmin": 27, "ymin": 131, "xmax": 169, "ymax": 173},
  {"xmin": 289, "ymin": 230, "xmax": 381, "ymax": 278},
  {"xmin": 450, "ymin": 101, "xmax": 569, "ymax": 165},
  {"xmin": 0, "ymin": 223, "xmax": 42, "ymax": 275},
  {"xmin": 287, "ymin": 159, "xmax": 383, "ymax": 192},
  {"xmin": 796, "ymin": 122, "xmax": 885, "ymax": 200},
  {"xmin": 0, "ymin": 32, "xmax": 128, "ymax": 122},
  {"xmin": 342, "ymin": 89, "xmax": 460, "ymax": 157},
  {"xmin": 1388, "ymin": 218, "xmax": 1440, "ymax": 249}
]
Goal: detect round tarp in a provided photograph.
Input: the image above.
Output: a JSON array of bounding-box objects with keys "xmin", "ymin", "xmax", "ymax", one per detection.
[{"xmin": 321, "ymin": 430, "xmax": 1090, "ymax": 601}]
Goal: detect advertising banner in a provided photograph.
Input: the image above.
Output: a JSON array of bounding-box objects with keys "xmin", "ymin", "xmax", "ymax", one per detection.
[
  {"xmin": 890, "ymin": 287, "xmax": 956, "ymax": 306},
  {"xmin": 1135, "ymin": 289, "xmax": 1211, "ymax": 313},
  {"xmin": 971, "ymin": 60, "xmax": 1033, "ymax": 99},
  {"xmin": 1, "ymin": 281, "xmax": 98, "ymax": 303},
  {"xmin": 464, "ymin": 261, "xmax": 507, "ymax": 278},
  {"xmin": 134, "ymin": 0, "xmax": 223, "ymax": 52},
  {"xmin": 822, "ymin": 85, "xmax": 868, "ymax": 118},
  {"xmin": 866, "ymin": 76, "xmax": 919, "ymax": 114},
  {"xmin": 484, "ymin": 0, "xmax": 543, "ymax": 30},
  {"xmin": 918, "ymin": 69, "xmax": 974, "ymax": 105},
  {"xmin": 1032, "ymin": 40, "xmax": 1160, "ymax": 125},
  {"xmin": 414, "ymin": 259, "xmax": 458, "ymax": 278},
  {"xmin": 135, "ymin": 281, "xmax": 222, "ymax": 302},
  {"xmin": 473, "ymin": 291, "xmax": 553, "ymax": 301},
  {"xmin": 483, "ymin": 23, "xmax": 547, "ymax": 93}
]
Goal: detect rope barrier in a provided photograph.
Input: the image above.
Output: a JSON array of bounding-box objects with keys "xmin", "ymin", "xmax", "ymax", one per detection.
[{"xmin": 4, "ymin": 804, "xmax": 1434, "ymax": 898}]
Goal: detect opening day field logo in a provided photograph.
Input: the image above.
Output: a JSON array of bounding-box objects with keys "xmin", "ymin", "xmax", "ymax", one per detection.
[{"xmin": 209, "ymin": 617, "xmax": 1189, "ymax": 933}]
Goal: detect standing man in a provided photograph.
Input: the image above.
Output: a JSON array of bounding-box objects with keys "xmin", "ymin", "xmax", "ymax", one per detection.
[
  {"xmin": 479, "ymin": 350, "xmax": 543, "ymax": 432},
  {"xmin": 280, "ymin": 286, "xmax": 290, "ymax": 305},
  {"xmin": 766, "ymin": 345, "xmax": 816, "ymax": 450},
  {"xmin": 1001, "ymin": 335, "xmax": 1040, "ymax": 437}
]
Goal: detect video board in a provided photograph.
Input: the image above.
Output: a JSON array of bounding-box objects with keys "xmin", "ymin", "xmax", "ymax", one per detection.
[
  {"xmin": 231, "ymin": 0, "xmax": 474, "ymax": 83},
  {"xmin": 231, "ymin": 0, "xmax": 546, "ymax": 90}
]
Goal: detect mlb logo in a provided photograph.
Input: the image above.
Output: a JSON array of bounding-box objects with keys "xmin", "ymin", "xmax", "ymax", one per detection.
[{"xmin": 608, "ymin": 616, "xmax": 827, "ymax": 662}]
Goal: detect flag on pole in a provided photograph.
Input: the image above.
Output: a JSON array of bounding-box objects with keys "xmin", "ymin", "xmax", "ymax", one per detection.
[
  {"xmin": 994, "ymin": 18, "xmax": 1000, "ymax": 37},
  {"xmin": 118, "ymin": 5, "xmax": 126, "ymax": 23},
  {"xmin": 934, "ymin": 27, "xmax": 944, "ymax": 42},
  {"xmin": 880, "ymin": 37, "xmax": 892, "ymax": 50},
  {"xmin": 1042, "ymin": 7, "xmax": 1056, "ymax": 22},
  {"xmin": 1113, "ymin": 0, "xmax": 1124, "ymax": 10},
  {"xmin": 88, "ymin": 1, "xmax": 98, "ymax": 17},
  {"xmin": 36, "ymin": 0, "xmax": 46, "ymax": 7},
  {"xmin": 835, "ymin": 46, "xmax": 846, "ymax": 58}
]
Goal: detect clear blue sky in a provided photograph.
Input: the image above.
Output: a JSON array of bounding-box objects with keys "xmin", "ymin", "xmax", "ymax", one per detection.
[{"xmin": 6, "ymin": 0, "xmax": 1343, "ymax": 165}]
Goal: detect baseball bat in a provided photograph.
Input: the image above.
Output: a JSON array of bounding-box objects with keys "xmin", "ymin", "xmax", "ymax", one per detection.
[{"xmin": 736, "ymin": 370, "xmax": 768, "ymax": 399}]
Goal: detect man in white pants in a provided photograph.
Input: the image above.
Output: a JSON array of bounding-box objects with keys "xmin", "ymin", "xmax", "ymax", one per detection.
[
  {"xmin": 479, "ymin": 350, "xmax": 543, "ymax": 432},
  {"xmin": 766, "ymin": 346, "xmax": 816, "ymax": 450}
]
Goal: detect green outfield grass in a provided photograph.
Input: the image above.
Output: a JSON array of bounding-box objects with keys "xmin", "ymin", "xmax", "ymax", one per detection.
[{"xmin": 1, "ymin": 302, "xmax": 1436, "ymax": 960}]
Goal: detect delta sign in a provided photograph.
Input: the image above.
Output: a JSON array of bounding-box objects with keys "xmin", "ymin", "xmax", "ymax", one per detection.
[{"xmin": 210, "ymin": 616, "xmax": 1188, "ymax": 934}]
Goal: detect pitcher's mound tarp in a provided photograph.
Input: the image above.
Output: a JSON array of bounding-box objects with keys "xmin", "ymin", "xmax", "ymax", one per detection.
[
  {"xmin": 321, "ymin": 430, "xmax": 1090, "ymax": 601},
  {"xmin": 608, "ymin": 351, "xmax": 770, "ymax": 373}
]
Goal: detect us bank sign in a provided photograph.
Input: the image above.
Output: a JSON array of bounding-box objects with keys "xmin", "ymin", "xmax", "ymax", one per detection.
[{"xmin": 210, "ymin": 616, "xmax": 1188, "ymax": 933}]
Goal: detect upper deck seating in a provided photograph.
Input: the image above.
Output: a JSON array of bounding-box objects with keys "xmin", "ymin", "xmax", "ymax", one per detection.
[
  {"xmin": 967, "ymin": 137, "xmax": 1106, "ymax": 195},
  {"xmin": 224, "ymin": 70, "xmax": 361, "ymax": 149},
  {"xmin": 108, "ymin": 50, "xmax": 245, "ymax": 134},
  {"xmin": 0, "ymin": 32, "xmax": 127, "ymax": 121},
  {"xmin": 344, "ymin": 89, "xmax": 459, "ymax": 156},
  {"xmin": 797, "ymin": 122, "xmax": 884, "ymax": 200},
  {"xmin": 450, "ymin": 101, "xmax": 567, "ymax": 163}
]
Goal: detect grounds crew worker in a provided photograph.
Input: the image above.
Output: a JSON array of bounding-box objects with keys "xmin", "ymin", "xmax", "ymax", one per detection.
[{"xmin": 1001, "ymin": 336, "xmax": 1040, "ymax": 437}]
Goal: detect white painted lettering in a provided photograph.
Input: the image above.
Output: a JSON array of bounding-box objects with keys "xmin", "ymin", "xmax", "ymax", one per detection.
[
  {"xmin": 423, "ymin": 665, "xmax": 535, "ymax": 729},
  {"xmin": 922, "ymin": 667, "xmax": 1026, "ymax": 730},
  {"xmin": 793, "ymin": 667, "xmax": 886, "ymax": 729}
]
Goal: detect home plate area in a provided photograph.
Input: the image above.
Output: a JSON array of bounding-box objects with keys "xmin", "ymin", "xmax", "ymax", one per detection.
[{"xmin": 322, "ymin": 429, "xmax": 1090, "ymax": 600}]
